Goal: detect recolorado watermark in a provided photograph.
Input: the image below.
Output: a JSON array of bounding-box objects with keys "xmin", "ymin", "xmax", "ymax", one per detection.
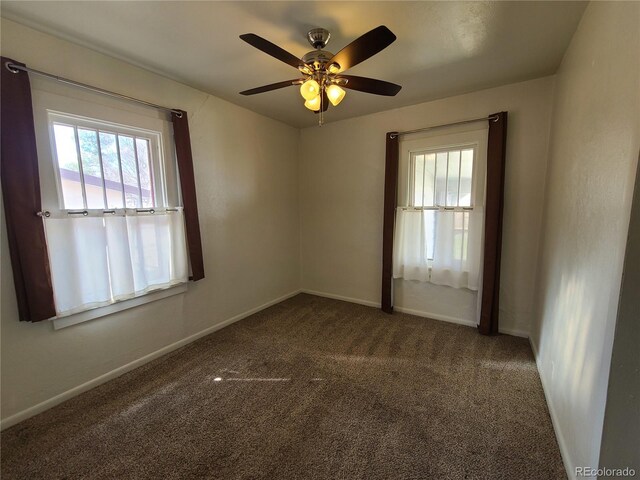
[{"xmin": 576, "ymin": 466, "xmax": 636, "ymax": 477}]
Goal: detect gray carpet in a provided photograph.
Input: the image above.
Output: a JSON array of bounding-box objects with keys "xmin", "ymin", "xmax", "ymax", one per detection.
[{"xmin": 1, "ymin": 294, "xmax": 565, "ymax": 479}]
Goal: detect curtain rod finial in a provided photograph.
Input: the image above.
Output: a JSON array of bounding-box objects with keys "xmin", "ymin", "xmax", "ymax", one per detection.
[{"xmin": 5, "ymin": 62, "xmax": 20, "ymax": 74}]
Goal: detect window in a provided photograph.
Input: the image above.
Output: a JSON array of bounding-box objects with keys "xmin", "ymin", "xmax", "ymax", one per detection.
[
  {"xmin": 393, "ymin": 133, "xmax": 485, "ymax": 291},
  {"xmin": 407, "ymin": 146, "xmax": 475, "ymax": 261},
  {"xmin": 41, "ymin": 110, "xmax": 188, "ymax": 320},
  {"xmin": 50, "ymin": 112, "xmax": 164, "ymax": 211},
  {"xmin": 410, "ymin": 147, "xmax": 474, "ymax": 208}
]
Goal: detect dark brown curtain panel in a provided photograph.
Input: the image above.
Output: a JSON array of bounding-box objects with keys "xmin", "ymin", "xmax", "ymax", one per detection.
[
  {"xmin": 171, "ymin": 110, "xmax": 205, "ymax": 281},
  {"xmin": 381, "ymin": 132, "xmax": 399, "ymax": 313},
  {"xmin": 478, "ymin": 111, "xmax": 508, "ymax": 335},
  {"xmin": 1, "ymin": 57, "xmax": 56, "ymax": 322}
]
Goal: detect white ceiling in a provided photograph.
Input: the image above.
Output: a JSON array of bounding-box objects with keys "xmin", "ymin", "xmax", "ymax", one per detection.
[{"xmin": 1, "ymin": 1, "xmax": 586, "ymax": 128}]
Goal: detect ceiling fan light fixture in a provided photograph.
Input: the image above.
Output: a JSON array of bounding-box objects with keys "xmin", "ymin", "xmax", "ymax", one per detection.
[
  {"xmin": 304, "ymin": 95, "xmax": 321, "ymax": 111},
  {"xmin": 298, "ymin": 65, "xmax": 314, "ymax": 75},
  {"xmin": 300, "ymin": 79, "xmax": 320, "ymax": 101},
  {"xmin": 328, "ymin": 63, "xmax": 341, "ymax": 74},
  {"xmin": 326, "ymin": 84, "xmax": 346, "ymax": 106}
]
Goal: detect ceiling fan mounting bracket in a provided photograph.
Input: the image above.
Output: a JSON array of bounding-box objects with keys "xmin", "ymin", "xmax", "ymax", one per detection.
[{"xmin": 307, "ymin": 28, "xmax": 331, "ymax": 49}]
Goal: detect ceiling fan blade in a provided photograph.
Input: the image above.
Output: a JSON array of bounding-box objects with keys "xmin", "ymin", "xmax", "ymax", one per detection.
[
  {"xmin": 338, "ymin": 75, "xmax": 402, "ymax": 96},
  {"xmin": 240, "ymin": 79, "xmax": 302, "ymax": 95},
  {"xmin": 240, "ymin": 33, "xmax": 302, "ymax": 69},
  {"xmin": 329, "ymin": 26, "xmax": 396, "ymax": 73}
]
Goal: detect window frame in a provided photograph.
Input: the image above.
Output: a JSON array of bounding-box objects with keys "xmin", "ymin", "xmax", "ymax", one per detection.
[
  {"xmin": 47, "ymin": 111, "xmax": 169, "ymax": 213},
  {"xmin": 397, "ymin": 127, "xmax": 489, "ymax": 264},
  {"xmin": 30, "ymin": 86, "xmax": 187, "ymax": 328},
  {"xmin": 398, "ymin": 127, "xmax": 488, "ymax": 211},
  {"xmin": 407, "ymin": 144, "xmax": 478, "ymax": 211}
]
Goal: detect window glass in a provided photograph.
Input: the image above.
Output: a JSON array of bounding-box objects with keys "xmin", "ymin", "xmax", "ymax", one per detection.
[
  {"xmin": 446, "ymin": 150, "xmax": 461, "ymax": 206},
  {"xmin": 99, "ymin": 132, "xmax": 125, "ymax": 209},
  {"xmin": 411, "ymin": 147, "xmax": 475, "ymax": 209},
  {"xmin": 51, "ymin": 119, "xmax": 158, "ymax": 210},
  {"xmin": 78, "ymin": 128, "xmax": 105, "ymax": 209},
  {"xmin": 136, "ymin": 138, "xmax": 154, "ymax": 208},
  {"xmin": 53, "ymin": 124, "xmax": 83, "ymax": 209},
  {"xmin": 459, "ymin": 149, "xmax": 474, "ymax": 207}
]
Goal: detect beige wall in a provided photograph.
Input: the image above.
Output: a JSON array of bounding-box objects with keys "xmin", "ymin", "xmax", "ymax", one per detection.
[
  {"xmin": 599, "ymin": 152, "xmax": 640, "ymax": 477},
  {"xmin": 1, "ymin": 19, "xmax": 301, "ymax": 424},
  {"xmin": 300, "ymin": 76, "xmax": 555, "ymax": 337},
  {"xmin": 530, "ymin": 2, "xmax": 640, "ymax": 477}
]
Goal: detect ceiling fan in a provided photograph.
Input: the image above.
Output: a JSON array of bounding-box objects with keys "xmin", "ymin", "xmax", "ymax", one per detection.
[{"xmin": 239, "ymin": 26, "xmax": 402, "ymax": 124}]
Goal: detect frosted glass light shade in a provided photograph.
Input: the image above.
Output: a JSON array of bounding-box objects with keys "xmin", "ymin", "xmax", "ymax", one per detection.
[
  {"xmin": 304, "ymin": 95, "xmax": 321, "ymax": 111},
  {"xmin": 300, "ymin": 79, "xmax": 320, "ymax": 101},
  {"xmin": 326, "ymin": 84, "xmax": 346, "ymax": 106}
]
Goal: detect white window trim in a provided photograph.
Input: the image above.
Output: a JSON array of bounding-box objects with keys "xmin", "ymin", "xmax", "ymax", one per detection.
[
  {"xmin": 407, "ymin": 143, "xmax": 478, "ymax": 210},
  {"xmin": 52, "ymin": 283, "xmax": 187, "ymax": 330},
  {"xmin": 31, "ymin": 86, "xmax": 187, "ymax": 329},
  {"xmin": 47, "ymin": 110, "xmax": 168, "ymax": 212}
]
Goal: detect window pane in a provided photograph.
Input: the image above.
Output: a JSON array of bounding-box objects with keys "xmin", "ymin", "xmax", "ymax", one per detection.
[
  {"xmin": 78, "ymin": 129, "xmax": 105, "ymax": 209},
  {"xmin": 53, "ymin": 124, "xmax": 84, "ymax": 209},
  {"xmin": 136, "ymin": 138, "xmax": 154, "ymax": 208},
  {"xmin": 435, "ymin": 152, "xmax": 448, "ymax": 206},
  {"xmin": 453, "ymin": 211, "xmax": 465, "ymax": 260},
  {"xmin": 446, "ymin": 150, "xmax": 461, "ymax": 206},
  {"xmin": 424, "ymin": 209, "xmax": 436, "ymax": 261},
  {"xmin": 118, "ymin": 135, "xmax": 141, "ymax": 208},
  {"xmin": 424, "ymin": 154, "xmax": 436, "ymax": 207},
  {"xmin": 99, "ymin": 132, "xmax": 124, "ymax": 209},
  {"xmin": 413, "ymin": 154, "xmax": 424, "ymax": 207},
  {"xmin": 459, "ymin": 149, "xmax": 474, "ymax": 207},
  {"xmin": 462, "ymin": 211, "xmax": 470, "ymax": 261}
]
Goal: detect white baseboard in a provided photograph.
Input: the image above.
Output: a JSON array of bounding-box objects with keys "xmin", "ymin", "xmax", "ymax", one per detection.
[
  {"xmin": 302, "ymin": 289, "xmax": 528, "ymax": 338},
  {"xmin": 393, "ymin": 305, "xmax": 477, "ymax": 328},
  {"xmin": 0, "ymin": 289, "xmax": 302, "ymax": 431},
  {"xmin": 498, "ymin": 326, "xmax": 529, "ymax": 338},
  {"xmin": 529, "ymin": 337, "xmax": 575, "ymax": 480},
  {"xmin": 301, "ymin": 289, "xmax": 381, "ymax": 308}
]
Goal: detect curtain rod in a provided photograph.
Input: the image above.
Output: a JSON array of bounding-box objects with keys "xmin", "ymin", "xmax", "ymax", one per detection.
[
  {"xmin": 5, "ymin": 61, "xmax": 182, "ymax": 118},
  {"xmin": 389, "ymin": 114, "xmax": 499, "ymax": 139}
]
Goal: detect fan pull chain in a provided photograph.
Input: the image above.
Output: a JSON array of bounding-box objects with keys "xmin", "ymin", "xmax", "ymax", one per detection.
[{"xmin": 319, "ymin": 85, "xmax": 324, "ymax": 127}]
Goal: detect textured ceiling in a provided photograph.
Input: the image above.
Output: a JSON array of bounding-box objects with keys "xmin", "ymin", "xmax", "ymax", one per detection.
[{"xmin": 1, "ymin": 1, "xmax": 586, "ymax": 127}]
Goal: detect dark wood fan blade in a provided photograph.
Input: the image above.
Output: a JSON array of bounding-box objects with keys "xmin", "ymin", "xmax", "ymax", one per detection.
[
  {"xmin": 240, "ymin": 79, "xmax": 301, "ymax": 95},
  {"xmin": 338, "ymin": 75, "xmax": 402, "ymax": 96},
  {"xmin": 329, "ymin": 26, "xmax": 396, "ymax": 73},
  {"xmin": 240, "ymin": 33, "xmax": 302, "ymax": 69}
]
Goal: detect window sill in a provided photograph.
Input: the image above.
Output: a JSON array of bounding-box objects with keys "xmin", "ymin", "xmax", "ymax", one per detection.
[{"xmin": 51, "ymin": 283, "xmax": 188, "ymax": 330}]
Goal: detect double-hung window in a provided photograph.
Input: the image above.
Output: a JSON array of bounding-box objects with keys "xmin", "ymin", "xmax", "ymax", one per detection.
[
  {"xmin": 394, "ymin": 132, "xmax": 486, "ymax": 291},
  {"xmin": 50, "ymin": 113, "xmax": 162, "ymax": 211},
  {"xmin": 39, "ymin": 105, "xmax": 188, "ymax": 321},
  {"xmin": 408, "ymin": 146, "xmax": 475, "ymax": 262}
]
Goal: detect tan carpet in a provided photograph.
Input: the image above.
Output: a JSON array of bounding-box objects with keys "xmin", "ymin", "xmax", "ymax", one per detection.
[{"xmin": 1, "ymin": 294, "xmax": 565, "ymax": 479}]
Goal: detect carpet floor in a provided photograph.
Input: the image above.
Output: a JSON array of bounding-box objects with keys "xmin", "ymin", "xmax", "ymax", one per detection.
[{"xmin": 1, "ymin": 294, "xmax": 565, "ymax": 479}]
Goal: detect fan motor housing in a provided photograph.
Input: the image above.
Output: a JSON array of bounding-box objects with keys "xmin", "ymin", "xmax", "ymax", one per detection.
[{"xmin": 302, "ymin": 50, "xmax": 334, "ymax": 70}]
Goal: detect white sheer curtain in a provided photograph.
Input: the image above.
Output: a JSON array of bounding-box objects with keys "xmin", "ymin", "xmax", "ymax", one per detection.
[
  {"xmin": 44, "ymin": 210, "xmax": 188, "ymax": 317},
  {"xmin": 393, "ymin": 207, "xmax": 484, "ymax": 290}
]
